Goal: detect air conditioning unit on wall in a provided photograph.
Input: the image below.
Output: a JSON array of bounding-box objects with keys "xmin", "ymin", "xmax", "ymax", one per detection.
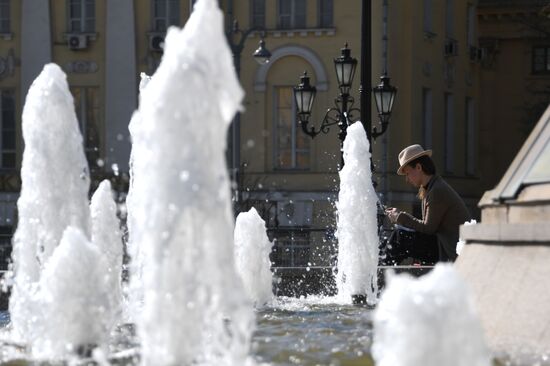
[
  {"xmin": 67, "ymin": 34, "xmax": 89, "ymax": 50},
  {"xmin": 148, "ymin": 33, "xmax": 165, "ymax": 52}
]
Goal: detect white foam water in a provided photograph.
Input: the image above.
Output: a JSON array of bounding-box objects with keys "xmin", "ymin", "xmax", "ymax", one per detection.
[
  {"xmin": 90, "ymin": 179, "xmax": 124, "ymax": 324},
  {"xmin": 335, "ymin": 122, "xmax": 379, "ymax": 304},
  {"xmin": 9, "ymin": 63, "xmax": 92, "ymax": 352},
  {"xmin": 129, "ymin": 0, "xmax": 255, "ymax": 364},
  {"xmin": 234, "ymin": 207, "xmax": 274, "ymax": 307},
  {"xmin": 37, "ymin": 226, "xmax": 113, "ymax": 359},
  {"xmin": 372, "ymin": 263, "xmax": 491, "ymax": 366},
  {"xmin": 124, "ymin": 73, "xmax": 150, "ymax": 323}
]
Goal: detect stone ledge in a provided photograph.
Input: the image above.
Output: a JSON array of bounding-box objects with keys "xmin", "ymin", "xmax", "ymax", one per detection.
[{"xmin": 460, "ymin": 222, "xmax": 550, "ymax": 242}]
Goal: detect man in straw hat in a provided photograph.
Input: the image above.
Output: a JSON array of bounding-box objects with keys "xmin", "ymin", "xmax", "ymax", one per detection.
[{"xmin": 385, "ymin": 144, "xmax": 470, "ymax": 262}]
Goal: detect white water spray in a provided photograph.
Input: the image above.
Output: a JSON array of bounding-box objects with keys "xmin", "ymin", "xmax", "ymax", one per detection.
[
  {"xmin": 234, "ymin": 207, "xmax": 274, "ymax": 306},
  {"xmin": 36, "ymin": 226, "xmax": 113, "ymax": 358},
  {"xmin": 90, "ymin": 179, "xmax": 123, "ymax": 323},
  {"xmin": 335, "ymin": 122, "xmax": 379, "ymax": 304},
  {"xmin": 9, "ymin": 63, "xmax": 92, "ymax": 346},
  {"xmin": 130, "ymin": 0, "xmax": 254, "ymax": 364},
  {"xmin": 124, "ymin": 73, "xmax": 150, "ymax": 322},
  {"xmin": 372, "ymin": 264, "xmax": 491, "ymax": 366}
]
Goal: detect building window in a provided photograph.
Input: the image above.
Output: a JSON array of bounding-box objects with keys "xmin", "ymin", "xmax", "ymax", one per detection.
[
  {"xmin": 275, "ymin": 87, "xmax": 310, "ymax": 169},
  {"xmin": 318, "ymin": 0, "xmax": 333, "ymax": 28},
  {"xmin": 153, "ymin": 0, "xmax": 180, "ymax": 32},
  {"xmin": 467, "ymin": 3, "xmax": 475, "ymax": 48},
  {"xmin": 68, "ymin": 0, "xmax": 95, "ymax": 33},
  {"xmin": 423, "ymin": 0, "xmax": 433, "ymax": 35},
  {"xmin": 0, "ymin": 226, "xmax": 13, "ymax": 270},
  {"xmin": 444, "ymin": 93, "xmax": 454, "ymax": 173},
  {"xmin": 251, "ymin": 0, "xmax": 265, "ymax": 28},
  {"xmin": 533, "ymin": 46, "xmax": 550, "ymax": 74},
  {"xmin": 0, "ymin": 90, "xmax": 15, "ymax": 169},
  {"xmin": 465, "ymin": 97, "xmax": 476, "ymax": 175},
  {"xmin": 278, "ymin": 0, "xmax": 306, "ymax": 29},
  {"xmin": 71, "ymin": 87, "xmax": 101, "ymax": 169},
  {"xmin": 422, "ymin": 88, "xmax": 433, "ymax": 149},
  {"xmin": 445, "ymin": 0, "xmax": 454, "ymax": 38},
  {"xmin": 270, "ymin": 230, "xmax": 310, "ymax": 267},
  {"xmin": 0, "ymin": 0, "xmax": 10, "ymax": 34}
]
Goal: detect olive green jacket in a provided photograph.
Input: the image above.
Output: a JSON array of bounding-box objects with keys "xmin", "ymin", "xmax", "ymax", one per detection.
[{"xmin": 396, "ymin": 175, "xmax": 470, "ymax": 261}]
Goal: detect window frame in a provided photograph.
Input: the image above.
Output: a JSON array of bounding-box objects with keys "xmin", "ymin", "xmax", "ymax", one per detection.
[
  {"xmin": 70, "ymin": 86, "xmax": 102, "ymax": 169},
  {"xmin": 152, "ymin": 0, "xmax": 181, "ymax": 33},
  {"xmin": 277, "ymin": 0, "xmax": 307, "ymax": 30},
  {"xmin": 318, "ymin": 0, "xmax": 333, "ymax": 28},
  {"xmin": 532, "ymin": 46, "xmax": 550, "ymax": 74},
  {"xmin": 422, "ymin": 87, "xmax": 433, "ymax": 149},
  {"xmin": 67, "ymin": 0, "xmax": 96, "ymax": 34},
  {"xmin": 466, "ymin": 3, "xmax": 476, "ymax": 49},
  {"xmin": 0, "ymin": 0, "xmax": 10, "ymax": 34},
  {"xmin": 273, "ymin": 86, "xmax": 310, "ymax": 171},
  {"xmin": 445, "ymin": 0, "xmax": 454, "ymax": 38},
  {"xmin": 0, "ymin": 89, "xmax": 16, "ymax": 170},
  {"xmin": 250, "ymin": 0, "xmax": 266, "ymax": 29},
  {"xmin": 465, "ymin": 97, "xmax": 476, "ymax": 176},
  {"xmin": 423, "ymin": 0, "xmax": 433, "ymax": 35},
  {"xmin": 444, "ymin": 92, "xmax": 454, "ymax": 174}
]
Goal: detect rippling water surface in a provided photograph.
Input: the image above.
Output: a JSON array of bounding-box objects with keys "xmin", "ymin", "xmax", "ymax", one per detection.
[
  {"xmin": 252, "ymin": 297, "xmax": 375, "ymax": 366},
  {"xmin": 0, "ymin": 305, "xmax": 548, "ymax": 366}
]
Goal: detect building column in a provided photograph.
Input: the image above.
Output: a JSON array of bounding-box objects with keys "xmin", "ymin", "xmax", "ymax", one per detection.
[
  {"xmin": 105, "ymin": 0, "xmax": 137, "ymax": 173},
  {"xmin": 21, "ymin": 0, "xmax": 52, "ymax": 103}
]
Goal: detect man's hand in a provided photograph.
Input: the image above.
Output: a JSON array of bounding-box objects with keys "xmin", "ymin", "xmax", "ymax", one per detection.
[{"xmin": 385, "ymin": 207, "xmax": 400, "ymax": 223}]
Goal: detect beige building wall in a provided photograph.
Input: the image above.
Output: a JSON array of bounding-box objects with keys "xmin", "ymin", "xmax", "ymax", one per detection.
[
  {"xmin": 373, "ymin": 0, "xmax": 482, "ymax": 218},
  {"xmin": 477, "ymin": 1, "xmax": 550, "ymax": 198}
]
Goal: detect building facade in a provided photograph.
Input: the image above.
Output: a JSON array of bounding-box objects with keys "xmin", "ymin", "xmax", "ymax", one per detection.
[
  {"xmin": 477, "ymin": 0, "xmax": 550, "ymax": 193},
  {"xmin": 0, "ymin": 0, "xmax": 486, "ymax": 287}
]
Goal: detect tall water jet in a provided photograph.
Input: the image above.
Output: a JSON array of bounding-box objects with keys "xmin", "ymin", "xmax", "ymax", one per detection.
[
  {"xmin": 130, "ymin": 0, "xmax": 254, "ymax": 364},
  {"xmin": 124, "ymin": 72, "xmax": 151, "ymax": 321},
  {"xmin": 335, "ymin": 122, "xmax": 379, "ymax": 304},
  {"xmin": 9, "ymin": 63, "xmax": 91, "ymax": 344},
  {"xmin": 234, "ymin": 207, "xmax": 274, "ymax": 306},
  {"xmin": 90, "ymin": 179, "xmax": 123, "ymax": 322},
  {"xmin": 372, "ymin": 264, "xmax": 491, "ymax": 366}
]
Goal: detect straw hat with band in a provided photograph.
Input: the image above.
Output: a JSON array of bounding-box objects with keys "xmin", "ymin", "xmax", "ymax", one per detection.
[{"xmin": 397, "ymin": 144, "xmax": 432, "ymax": 175}]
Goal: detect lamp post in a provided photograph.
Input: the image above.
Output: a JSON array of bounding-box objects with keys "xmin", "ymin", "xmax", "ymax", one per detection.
[
  {"xmin": 226, "ymin": 18, "xmax": 271, "ymax": 212},
  {"xmin": 293, "ymin": 0, "xmax": 397, "ymax": 305}
]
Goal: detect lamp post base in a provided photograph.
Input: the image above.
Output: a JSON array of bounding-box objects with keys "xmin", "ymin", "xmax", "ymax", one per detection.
[{"xmin": 351, "ymin": 294, "xmax": 377, "ymax": 309}]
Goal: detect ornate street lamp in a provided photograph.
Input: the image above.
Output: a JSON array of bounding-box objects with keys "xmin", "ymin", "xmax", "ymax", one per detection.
[
  {"xmin": 334, "ymin": 43, "xmax": 357, "ymax": 96},
  {"xmin": 372, "ymin": 73, "xmax": 397, "ymax": 138},
  {"xmin": 252, "ymin": 39, "xmax": 271, "ymax": 65},
  {"xmin": 293, "ymin": 45, "xmax": 362, "ymax": 165},
  {"xmin": 294, "ymin": 44, "xmax": 397, "ymax": 168},
  {"xmin": 293, "ymin": 71, "xmax": 316, "ymax": 122}
]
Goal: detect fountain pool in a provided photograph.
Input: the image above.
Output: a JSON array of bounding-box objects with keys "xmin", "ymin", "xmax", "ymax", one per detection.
[
  {"xmin": 0, "ymin": 301, "xmax": 374, "ymax": 365},
  {"xmin": 1, "ymin": 300, "xmax": 545, "ymax": 366}
]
